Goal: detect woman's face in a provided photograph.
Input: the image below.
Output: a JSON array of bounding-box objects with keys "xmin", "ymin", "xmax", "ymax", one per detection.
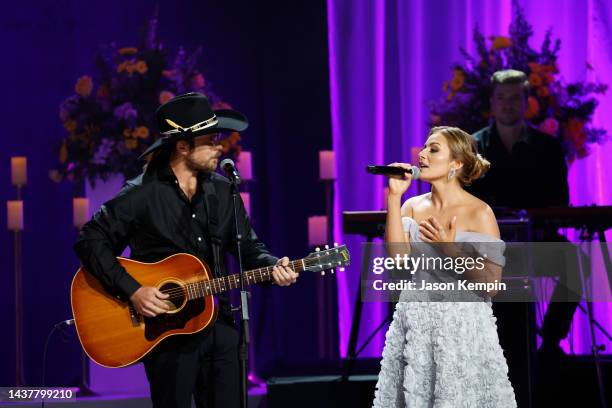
[{"xmin": 417, "ymin": 132, "xmax": 459, "ymax": 182}]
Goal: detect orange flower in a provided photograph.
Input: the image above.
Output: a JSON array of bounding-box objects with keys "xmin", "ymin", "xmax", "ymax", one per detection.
[
  {"xmin": 528, "ymin": 73, "xmax": 542, "ymax": 87},
  {"xmin": 159, "ymin": 91, "xmax": 175, "ymax": 105},
  {"xmin": 123, "ymin": 128, "xmax": 132, "ymax": 138},
  {"xmin": 524, "ymin": 96, "xmax": 540, "ymax": 120},
  {"xmin": 64, "ymin": 120, "xmax": 77, "ymax": 132},
  {"xmin": 118, "ymin": 47, "xmax": 138, "ymax": 55},
  {"xmin": 442, "ymin": 81, "xmax": 449, "ymax": 92},
  {"xmin": 125, "ymin": 138, "xmax": 138, "ymax": 149},
  {"xmin": 542, "ymin": 72, "xmax": 555, "ymax": 84},
  {"xmin": 59, "ymin": 141, "xmax": 68, "ymax": 163},
  {"xmin": 117, "ymin": 61, "xmax": 129, "ymax": 73},
  {"xmin": 536, "ymin": 87, "xmax": 549, "ymax": 98},
  {"xmin": 134, "ymin": 126, "xmax": 150, "ymax": 139},
  {"xmin": 136, "ymin": 60, "xmax": 148, "ymax": 74},
  {"xmin": 528, "ymin": 62, "xmax": 542, "ymax": 73},
  {"xmin": 96, "ymin": 84, "xmax": 110, "ymax": 99},
  {"xmin": 492, "ymin": 36, "xmax": 512, "ymax": 50},
  {"xmin": 126, "ymin": 63, "xmax": 136, "ymax": 75},
  {"xmin": 450, "ymin": 71, "xmax": 465, "ymax": 91},
  {"xmin": 75, "ymin": 75, "xmax": 93, "ymax": 97}
]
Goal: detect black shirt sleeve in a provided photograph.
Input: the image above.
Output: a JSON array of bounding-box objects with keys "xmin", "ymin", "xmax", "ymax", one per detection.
[{"xmin": 73, "ymin": 185, "xmax": 142, "ymax": 299}]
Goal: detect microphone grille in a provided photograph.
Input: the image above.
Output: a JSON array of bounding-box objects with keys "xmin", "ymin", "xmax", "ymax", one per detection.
[
  {"xmin": 220, "ymin": 158, "xmax": 234, "ymax": 169},
  {"xmin": 411, "ymin": 166, "xmax": 421, "ymax": 179}
]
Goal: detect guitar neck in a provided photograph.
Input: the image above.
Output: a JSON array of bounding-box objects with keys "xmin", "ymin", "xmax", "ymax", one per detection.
[{"xmin": 184, "ymin": 259, "xmax": 306, "ymax": 299}]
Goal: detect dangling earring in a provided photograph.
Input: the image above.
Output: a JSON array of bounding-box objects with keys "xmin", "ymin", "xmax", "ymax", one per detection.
[{"xmin": 447, "ymin": 167, "xmax": 456, "ymax": 181}]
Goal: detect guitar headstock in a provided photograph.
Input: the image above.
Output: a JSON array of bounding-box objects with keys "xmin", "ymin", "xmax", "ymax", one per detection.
[{"xmin": 304, "ymin": 243, "xmax": 350, "ymax": 275}]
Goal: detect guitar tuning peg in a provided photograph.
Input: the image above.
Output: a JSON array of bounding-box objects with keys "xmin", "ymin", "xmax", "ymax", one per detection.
[
  {"xmin": 331, "ymin": 269, "xmax": 335, "ymax": 274},
  {"xmin": 321, "ymin": 271, "xmax": 325, "ymax": 276},
  {"xmin": 340, "ymin": 267, "xmax": 345, "ymax": 272},
  {"xmin": 325, "ymin": 244, "xmax": 329, "ymax": 249},
  {"xmin": 315, "ymin": 247, "xmax": 321, "ymax": 252},
  {"xmin": 334, "ymin": 242, "xmax": 339, "ymax": 247}
]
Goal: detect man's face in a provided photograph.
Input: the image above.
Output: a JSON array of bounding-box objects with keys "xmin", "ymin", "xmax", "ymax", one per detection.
[
  {"xmin": 185, "ymin": 134, "xmax": 222, "ymax": 172},
  {"xmin": 490, "ymin": 83, "xmax": 526, "ymax": 126}
]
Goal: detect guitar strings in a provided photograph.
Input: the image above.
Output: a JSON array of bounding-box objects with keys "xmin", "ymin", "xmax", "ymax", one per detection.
[{"xmin": 155, "ymin": 257, "xmax": 341, "ymax": 300}]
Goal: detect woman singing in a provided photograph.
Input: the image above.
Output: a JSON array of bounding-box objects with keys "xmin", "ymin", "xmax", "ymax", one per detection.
[{"xmin": 373, "ymin": 126, "xmax": 516, "ymax": 407}]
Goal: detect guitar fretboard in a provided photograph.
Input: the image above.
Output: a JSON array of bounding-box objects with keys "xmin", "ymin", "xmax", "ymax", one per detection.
[{"xmin": 184, "ymin": 259, "xmax": 306, "ymax": 300}]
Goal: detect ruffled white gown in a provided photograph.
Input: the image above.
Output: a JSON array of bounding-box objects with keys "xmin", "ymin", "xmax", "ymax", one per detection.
[{"xmin": 373, "ymin": 217, "xmax": 516, "ymax": 408}]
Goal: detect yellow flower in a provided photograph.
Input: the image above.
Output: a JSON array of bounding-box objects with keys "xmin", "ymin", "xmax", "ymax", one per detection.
[
  {"xmin": 59, "ymin": 141, "xmax": 68, "ymax": 163},
  {"xmin": 75, "ymin": 75, "xmax": 93, "ymax": 97},
  {"xmin": 492, "ymin": 36, "xmax": 512, "ymax": 50},
  {"xmin": 528, "ymin": 73, "xmax": 542, "ymax": 87},
  {"xmin": 64, "ymin": 120, "xmax": 77, "ymax": 132},
  {"xmin": 159, "ymin": 91, "xmax": 175, "ymax": 105},
  {"xmin": 118, "ymin": 47, "xmax": 138, "ymax": 55},
  {"xmin": 136, "ymin": 60, "xmax": 148, "ymax": 74},
  {"xmin": 524, "ymin": 96, "xmax": 540, "ymax": 120},
  {"xmin": 134, "ymin": 126, "xmax": 150, "ymax": 139}
]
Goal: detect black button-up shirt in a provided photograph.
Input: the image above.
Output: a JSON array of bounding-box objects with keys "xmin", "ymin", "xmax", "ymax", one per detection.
[
  {"xmin": 74, "ymin": 164, "xmax": 277, "ymax": 315},
  {"xmin": 468, "ymin": 124, "xmax": 569, "ymax": 209}
]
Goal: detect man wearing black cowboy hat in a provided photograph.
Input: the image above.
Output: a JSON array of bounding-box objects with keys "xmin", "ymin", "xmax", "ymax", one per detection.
[{"xmin": 74, "ymin": 92, "xmax": 298, "ymax": 408}]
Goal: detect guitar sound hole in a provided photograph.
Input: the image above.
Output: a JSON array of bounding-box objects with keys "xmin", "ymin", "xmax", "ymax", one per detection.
[{"xmin": 158, "ymin": 282, "xmax": 186, "ymax": 312}]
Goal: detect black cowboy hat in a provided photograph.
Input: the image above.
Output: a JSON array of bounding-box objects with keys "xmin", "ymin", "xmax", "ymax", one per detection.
[{"xmin": 138, "ymin": 92, "xmax": 248, "ymax": 159}]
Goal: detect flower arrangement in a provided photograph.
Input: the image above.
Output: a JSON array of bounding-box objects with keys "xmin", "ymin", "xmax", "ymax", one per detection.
[
  {"xmin": 52, "ymin": 14, "xmax": 242, "ymax": 185},
  {"xmin": 429, "ymin": 5, "xmax": 608, "ymax": 163}
]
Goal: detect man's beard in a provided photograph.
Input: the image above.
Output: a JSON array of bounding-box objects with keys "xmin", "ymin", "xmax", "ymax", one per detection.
[{"xmin": 186, "ymin": 154, "xmax": 216, "ymax": 173}]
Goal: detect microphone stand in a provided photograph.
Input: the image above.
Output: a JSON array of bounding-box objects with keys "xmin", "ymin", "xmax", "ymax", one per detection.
[{"xmin": 230, "ymin": 180, "xmax": 250, "ymax": 408}]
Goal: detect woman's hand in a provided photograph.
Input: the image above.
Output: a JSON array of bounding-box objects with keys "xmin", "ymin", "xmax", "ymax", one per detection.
[
  {"xmin": 418, "ymin": 216, "xmax": 457, "ymax": 243},
  {"xmin": 387, "ymin": 163, "xmax": 414, "ymax": 197}
]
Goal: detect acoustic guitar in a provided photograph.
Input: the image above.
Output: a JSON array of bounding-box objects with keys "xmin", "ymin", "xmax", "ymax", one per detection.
[{"xmin": 71, "ymin": 245, "xmax": 350, "ymax": 368}]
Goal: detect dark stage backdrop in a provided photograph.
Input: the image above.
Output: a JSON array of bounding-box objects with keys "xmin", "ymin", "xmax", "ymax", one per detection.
[{"xmin": 0, "ymin": 0, "xmax": 332, "ymax": 386}]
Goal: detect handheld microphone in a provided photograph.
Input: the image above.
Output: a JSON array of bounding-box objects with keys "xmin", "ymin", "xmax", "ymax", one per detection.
[
  {"xmin": 366, "ymin": 165, "xmax": 420, "ymax": 179},
  {"xmin": 220, "ymin": 158, "xmax": 242, "ymax": 185}
]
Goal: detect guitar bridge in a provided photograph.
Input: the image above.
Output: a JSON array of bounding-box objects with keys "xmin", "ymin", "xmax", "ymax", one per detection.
[{"xmin": 128, "ymin": 305, "xmax": 142, "ymax": 326}]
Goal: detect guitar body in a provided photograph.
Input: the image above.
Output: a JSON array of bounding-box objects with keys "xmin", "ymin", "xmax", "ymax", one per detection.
[{"xmin": 70, "ymin": 253, "xmax": 217, "ymax": 368}]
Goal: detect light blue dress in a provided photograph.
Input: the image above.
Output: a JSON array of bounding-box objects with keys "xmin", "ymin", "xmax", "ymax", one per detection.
[{"xmin": 373, "ymin": 217, "xmax": 516, "ymax": 408}]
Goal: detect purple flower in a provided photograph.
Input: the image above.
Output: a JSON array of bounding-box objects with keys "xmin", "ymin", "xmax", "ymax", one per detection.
[{"xmin": 113, "ymin": 102, "xmax": 138, "ymax": 120}]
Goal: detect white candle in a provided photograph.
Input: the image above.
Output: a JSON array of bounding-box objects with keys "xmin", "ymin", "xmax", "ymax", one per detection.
[
  {"xmin": 73, "ymin": 198, "xmax": 90, "ymax": 228},
  {"xmin": 308, "ymin": 215, "xmax": 328, "ymax": 247},
  {"xmin": 7, "ymin": 200, "xmax": 23, "ymax": 231},
  {"xmin": 319, "ymin": 151, "xmax": 336, "ymax": 180},
  {"xmin": 236, "ymin": 151, "xmax": 253, "ymax": 181},
  {"xmin": 240, "ymin": 192, "xmax": 251, "ymax": 217},
  {"xmin": 11, "ymin": 157, "xmax": 27, "ymax": 187}
]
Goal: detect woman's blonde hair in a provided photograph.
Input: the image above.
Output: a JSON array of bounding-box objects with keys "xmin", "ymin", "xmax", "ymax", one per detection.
[{"xmin": 428, "ymin": 126, "xmax": 490, "ymax": 185}]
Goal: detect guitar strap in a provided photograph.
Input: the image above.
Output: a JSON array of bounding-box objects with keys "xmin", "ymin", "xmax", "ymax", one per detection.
[{"xmin": 202, "ymin": 175, "xmax": 224, "ymax": 279}]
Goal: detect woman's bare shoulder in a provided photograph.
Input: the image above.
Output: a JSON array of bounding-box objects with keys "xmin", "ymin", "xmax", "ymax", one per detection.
[
  {"xmin": 464, "ymin": 193, "xmax": 500, "ymax": 238},
  {"xmin": 401, "ymin": 193, "xmax": 430, "ymax": 217}
]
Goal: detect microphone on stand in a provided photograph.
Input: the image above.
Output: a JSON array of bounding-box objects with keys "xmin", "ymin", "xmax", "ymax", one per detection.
[
  {"xmin": 220, "ymin": 158, "xmax": 242, "ymax": 185},
  {"xmin": 366, "ymin": 165, "xmax": 421, "ymax": 179}
]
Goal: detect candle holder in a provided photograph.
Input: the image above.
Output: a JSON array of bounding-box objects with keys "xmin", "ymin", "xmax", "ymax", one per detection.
[{"xmin": 7, "ymin": 200, "xmax": 25, "ymax": 386}]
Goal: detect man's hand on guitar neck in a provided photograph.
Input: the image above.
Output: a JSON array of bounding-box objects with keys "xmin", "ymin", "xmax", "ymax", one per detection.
[
  {"xmin": 271, "ymin": 256, "xmax": 299, "ymax": 286},
  {"xmin": 130, "ymin": 286, "xmax": 171, "ymax": 317}
]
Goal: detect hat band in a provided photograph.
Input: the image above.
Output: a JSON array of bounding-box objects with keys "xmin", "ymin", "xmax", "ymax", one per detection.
[{"xmin": 161, "ymin": 115, "xmax": 219, "ymax": 136}]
